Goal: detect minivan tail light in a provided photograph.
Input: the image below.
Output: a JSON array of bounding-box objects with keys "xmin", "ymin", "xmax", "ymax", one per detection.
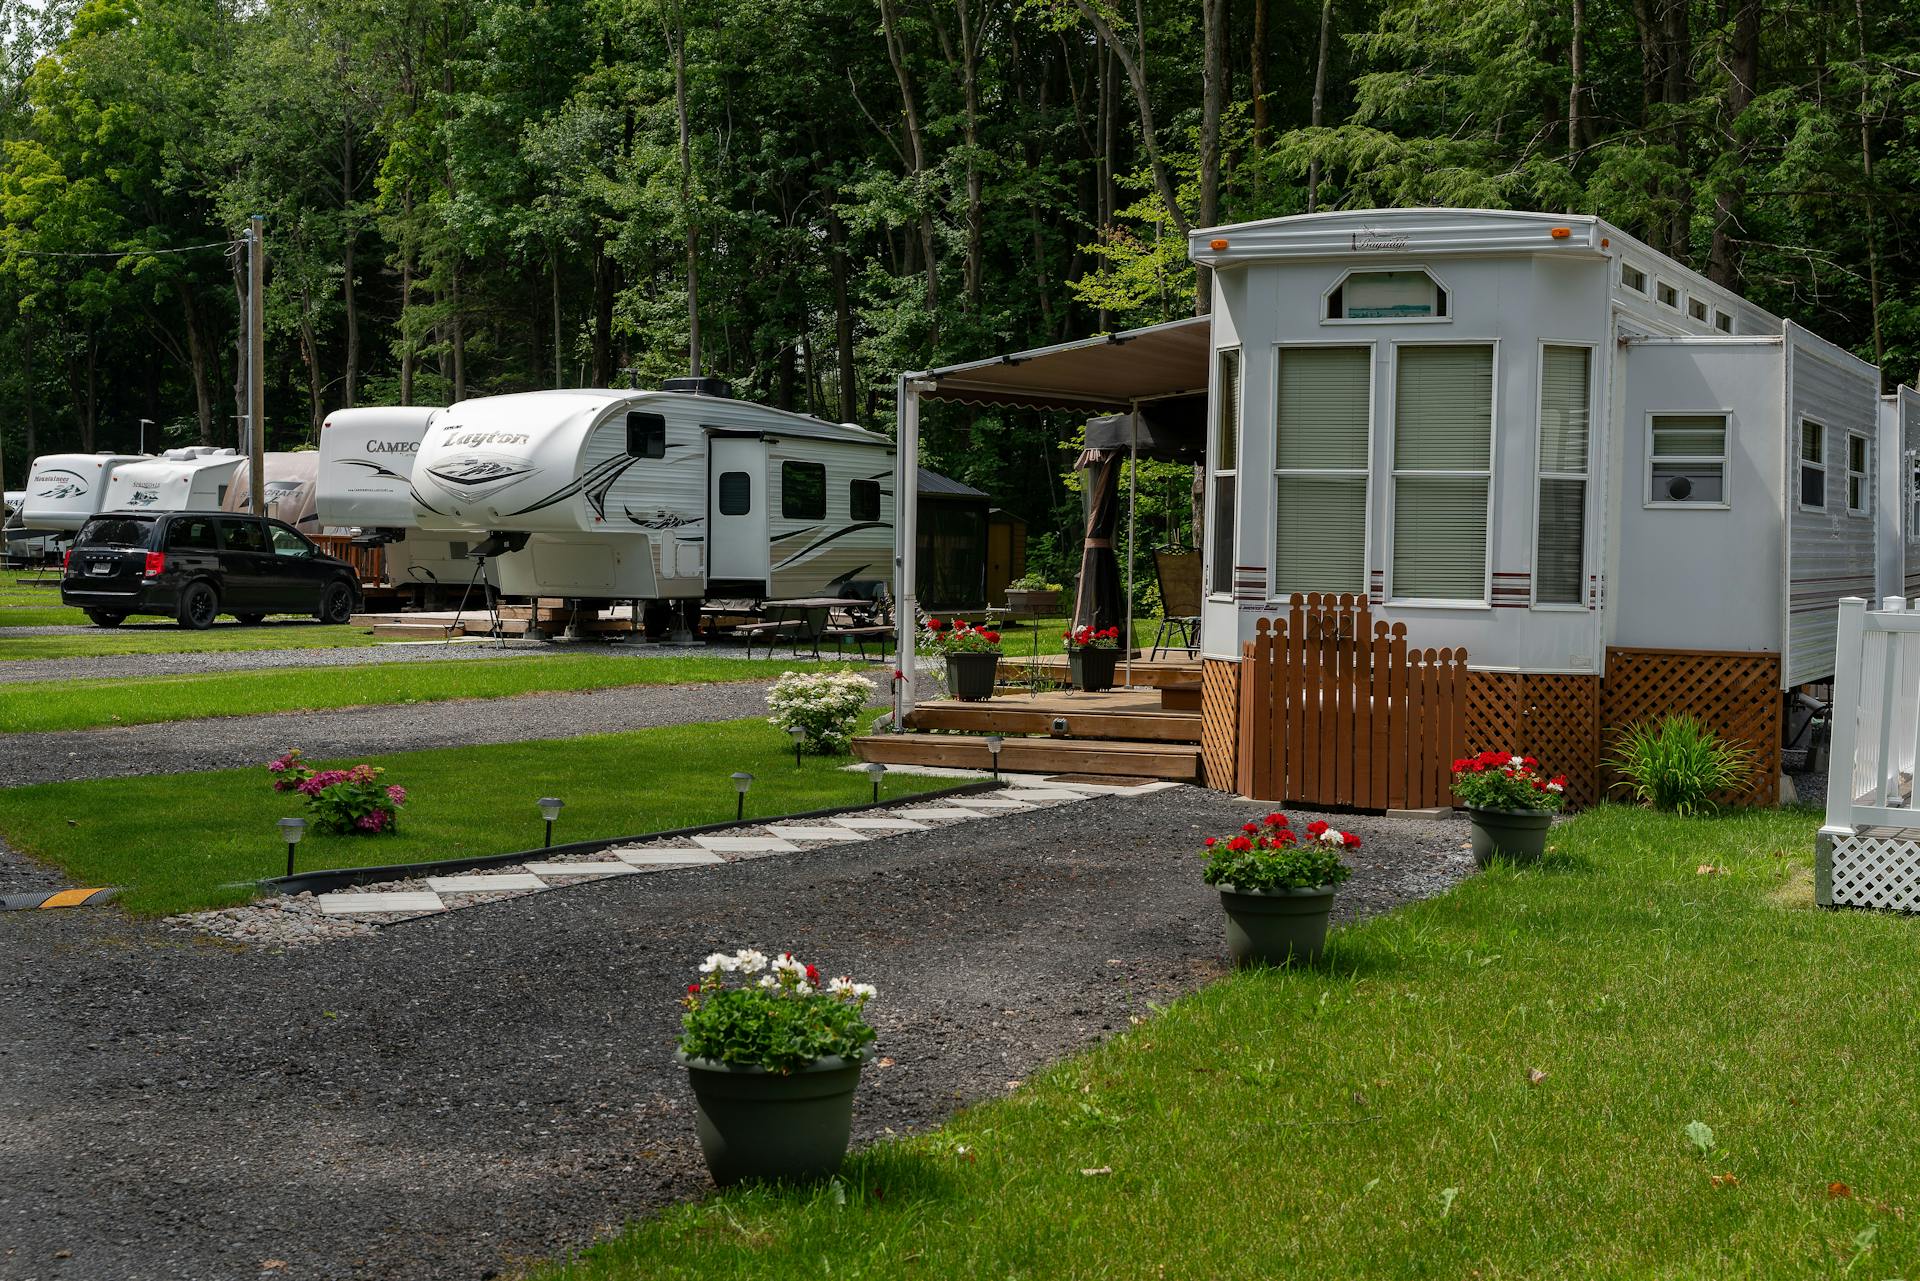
[
  {"xmin": 143, "ymin": 551, "xmax": 166, "ymax": 577},
  {"xmin": 62, "ymin": 549, "xmax": 72, "ymax": 571}
]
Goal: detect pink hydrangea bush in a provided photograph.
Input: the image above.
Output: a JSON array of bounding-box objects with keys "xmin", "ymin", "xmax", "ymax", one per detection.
[{"xmin": 266, "ymin": 748, "xmax": 410, "ymax": 835}]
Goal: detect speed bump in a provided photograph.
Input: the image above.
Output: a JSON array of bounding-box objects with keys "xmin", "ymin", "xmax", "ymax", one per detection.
[{"xmin": 0, "ymin": 887, "xmax": 117, "ymax": 910}]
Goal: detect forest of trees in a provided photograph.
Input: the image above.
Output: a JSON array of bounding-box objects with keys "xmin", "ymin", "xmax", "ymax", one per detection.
[{"xmin": 1, "ymin": 0, "xmax": 1917, "ymax": 583}]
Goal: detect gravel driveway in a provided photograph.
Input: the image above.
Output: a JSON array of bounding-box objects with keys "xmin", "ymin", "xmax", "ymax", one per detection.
[
  {"xmin": 0, "ymin": 680, "xmax": 788, "ymax": 786},
  {"xmin": 0, "ymin": 788, "xmax": 1471, "ymax": 1281}
]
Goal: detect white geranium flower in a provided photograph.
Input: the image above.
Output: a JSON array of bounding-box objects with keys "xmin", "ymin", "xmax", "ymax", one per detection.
[
  {"xmin": 758, "ymin": 974, "xmax": 779, "ymax": 988},
  {"xmin": 828, "ymin": 976, "xmax": 856, "ymax": 995},
  {"xmin": 1547, "ymin": 781, "xmax": 1565, "ymax": 793},
  {"xmin": 734, "ymin": 949, "xmax": 769, "ymax": 974},
  {"xmin": 1509, "ymin": 754, "xmax": 1525, "ymax": 767},
  {"xmin": 851, "ymin": 983, "xmax": 877, "ymax": 1000},
  {"xmin": 772, "ymin": 954, "xmax": 806, "ymax": 977},
  {"xmin": 699, "ymin": 951, "xmax": 738, "ymax": 974}
]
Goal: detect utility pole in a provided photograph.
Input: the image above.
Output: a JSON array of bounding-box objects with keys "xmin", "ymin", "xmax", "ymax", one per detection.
[
  {"xmin": 247, "ymin": 215, "xmax": 266, "ymax": 514},
  {"xmin": 138, "ymin": 418, "xmax": 153, "ymax": 455}
]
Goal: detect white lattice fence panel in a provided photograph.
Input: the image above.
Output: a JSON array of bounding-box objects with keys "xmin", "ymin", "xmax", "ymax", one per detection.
[{"xmin": 1830, "ymin": 832, "xmax": 1920, "ymax": 912}]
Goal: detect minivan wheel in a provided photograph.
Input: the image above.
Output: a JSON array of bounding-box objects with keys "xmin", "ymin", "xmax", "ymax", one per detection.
[
  {"xmin": 85, "ymin": 610, "xmax": 126, "ymax": 629},
  {"xmin": 177, "ymin": 582, "xmax": 219, "ymax": 630},
  {"xmin": 318, "ymin": 580, "xmax": 356, "ymax": 625}
]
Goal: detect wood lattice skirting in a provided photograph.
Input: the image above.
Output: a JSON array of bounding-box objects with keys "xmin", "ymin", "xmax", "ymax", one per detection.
[
  {"xmin": 1599, "ymin": 647, "xmax": 1781, "ymax": 807},
  {"xmin": 1200, "ymin": 659, "xmax": 1239, "ymax": 790},
  {"xmin": 1463, "ymin": 671, "xmax": 1603, "ymax": 808}
]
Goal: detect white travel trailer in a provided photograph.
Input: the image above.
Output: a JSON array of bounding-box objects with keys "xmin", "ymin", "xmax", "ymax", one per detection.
[
  {"xmin": 1183, "ymin": 207, "xmax": 1897, "ymax": 689},
  {"xmin": 20, "ymin": 452, "xmax": 148, "ymax": 531},
  {"xmin": 411, "ymin": 384, "xmax": 896, "ymax": 603},
  {"xmin": 316, "ymin": 406, "xmax": 487, "ymax": 598},
  {"xmin": 220, "ymin": 452, "xmax": 321, "ymax": 531},
  {"xmin": 100, "ymin": 448, "xmax": 244, "ymax": 515}
]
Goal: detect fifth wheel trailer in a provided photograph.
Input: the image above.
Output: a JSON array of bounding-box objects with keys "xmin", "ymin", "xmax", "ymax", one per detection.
[
  {"xmin": 20, "ymin": 452, "xmax": 148, "ymax": 531},
  {"xmin": 410, "ymin": 384, "xmax": 896, "ymax": 606}
]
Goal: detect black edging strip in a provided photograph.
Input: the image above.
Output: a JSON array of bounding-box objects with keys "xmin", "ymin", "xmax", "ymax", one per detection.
[{"xmin": 262, "ymin": 778, "xmax": 1004, "ymax": 898}]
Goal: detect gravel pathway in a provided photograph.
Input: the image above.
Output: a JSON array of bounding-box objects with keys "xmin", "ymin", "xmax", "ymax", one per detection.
[
  {"xmin": 0, "ymin": 788, "xmax": 1472, "ymax": 1281},
  {"xmin": 0, "ymin": 637, "xmax": 767, "ymax": 685},
  {"xmin": 0, "ymin": 680, "xmax": 791, "ymax": 786}
]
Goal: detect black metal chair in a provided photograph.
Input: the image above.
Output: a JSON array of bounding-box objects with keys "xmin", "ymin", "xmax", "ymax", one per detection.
[{"xmin": 1150, "ymin": 548, "xmax": 1202, "ymax": 659}]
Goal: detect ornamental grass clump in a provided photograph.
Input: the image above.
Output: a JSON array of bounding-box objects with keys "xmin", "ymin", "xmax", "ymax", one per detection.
[
  {"xmin": 1200, "ymin": 812, "xmax": 1358, "ymax": 891},
  {"xmin": 679, "ymin": 948, "xmax": 878, "ymax": 1073},
  {"xmin": 765, "ymin": 670, "xmax": 873, "ymax": 754},
  {"xmin": 1606, "ymin": 714, "xmax": 1754, "ymax": 816},
  {"xmin": 1450, "ymin": 751, "xmax": 1568, "ymax": 813},
  {"xmin": 266, "ymin": 748, "xmax": 409, "ymax": 834}
]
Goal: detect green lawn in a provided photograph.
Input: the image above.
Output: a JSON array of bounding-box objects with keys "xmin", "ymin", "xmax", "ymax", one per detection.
[
  {"xmin": 0, "ymin": 623, "xmax": 381, "ymax": 661},
  {"xmin": 543, "ymin": 805, "xmax": 1920, "ymax": 1280},
  {"xmin": 0, "ymin": 717, "xmax": 942, "ymax": 916},
  {"xmin": 0, "ymin": 654, "xmax": 853, "ymax": 733}
]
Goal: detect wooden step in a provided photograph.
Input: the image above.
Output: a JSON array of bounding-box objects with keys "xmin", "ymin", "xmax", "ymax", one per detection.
[
  {"xmin": 853, "ymin": 734, "xmax": 1200, "ymax": 782},
  {"xmin": 370, "ymin": 622, "xmax": 465, "ymax": 640},
  {"xmin": 903, "ymin": 701, "xmax": 1200, "ymax": 743},
  {"xmin": 1160, "ymin": 681, "xmax": 1202, "ymax": 713},
  {"xmin": 997, "ymin": 655, "xmax": 1202, "ymax": 689}
]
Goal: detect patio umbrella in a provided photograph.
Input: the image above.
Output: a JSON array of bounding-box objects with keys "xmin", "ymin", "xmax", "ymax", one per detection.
[{"xmin": 1072, "ymin": 450, "xmax": 1123, "ymax": 634}]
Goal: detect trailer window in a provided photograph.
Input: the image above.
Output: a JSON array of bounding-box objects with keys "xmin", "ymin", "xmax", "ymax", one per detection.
[
  {"xmin": 1688, "ymin": 297, "xmax": 1710, "ymax": 323},
  {"xmin": 1327, "ymin": 270, "xmax": 1446, "ymax": 321},
  {"xmin": 1649, "ymin": 414, "xmax": 1729, "ymax": 506},
  {"xmin": 1799, "ymin": 420, "xmax": 1826, "ymax": 510},
  {"xmin": 1656, "ymin": 281, "xmax": 1679, "ymax": 309},
  {"xmin": 1848, "ymin": 432, "xmax": 1870, "ymax": 514},
  {"xmin": 717, "ymin": 472, "xmax": 752, "ymax": 516},
  {"xmin": 1535, "ymin": 345, "xmax": 1591, "ymax": 605},
  {"xmin": 1274, "ymin": 345, "xmax": 1369, "ymax": 597},
  {"xmin": 781, "ymin": 462, "xmax": 826, "ymax": 520},
  {"xmin": 626, "ymin": 412, "xmax": 666, "ymax": 459},
  {"xmin": 849, "ymin": 479, "xmax": 881, "ymax": 522},
  {"xmin": 1391, "ymin": 344, "xmax": 1494, "ymax": 601},
  {"xmin": 1210, "ymin": 347, "xmax": 1241, "ymax": 595},
  {"xmin": 1620, "ymin": 263, "xmax": 1647, "ymax": 293}
]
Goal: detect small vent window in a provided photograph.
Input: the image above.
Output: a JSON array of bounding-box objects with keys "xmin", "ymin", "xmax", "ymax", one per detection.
[
  {"xmin": 1650, "ymin": 414, "xmax": 1729, "ymax": 505},
  {"xmin": 781, "ymin": 461, "xmax": 827, "ymax": 520},
  {"xmin": 1714, "ymin": 311, "xmax": 1734, "ymax": 333},
  {"xmin": 717, "ymin": 471, "xmax": 752, "ymax": 516},
  {"xmin": 1688, "ymin": 297, "xmax": 1710, "ymax": 323},
  {"xmin": 1656, "ymin": 281, "xmax": 1679, "ymax": 308},
  {"xmin": 849, "ymin": 479, "xmax": 881, "ymax": 522},
  {"xmin": 1621, "ymin": 263, "xmax": 1647, "ymax": 293},
  {"xmin": 626, "ymin": 412, "xmax": 666, "ymax": 459}
]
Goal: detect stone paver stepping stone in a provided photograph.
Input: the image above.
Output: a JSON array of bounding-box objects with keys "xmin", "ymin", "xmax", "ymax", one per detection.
[
  {"xmin": 521, "ymin": 862, "xmax": 639, "ymax": 877},
  {"xmin": 317, "ymin": 891, "xmax": 444, "ymax": 915},
  {"xmin": 944, "ymin": 797, "xmax": 1034, "ymax": 809},
  {"xmin": 996, "ymin": 788, "xmax": 1085, "ymax": 801},
  {"xmin": 425, "ymin": 874, "xmax": 545, "ymax": 893},
  {"xmin": 891, "ymin": 807, "xmax": 989, "ymax": 821},
  {"xmin": 618, "ymin": 849, "xmax": 729, "ymax": 865},
  {"xmin": 765, "ymin": 825, "xmax": 868, "ymax": 842},
  {"xmin": 691, "ymin": 836, "xmax": 798, "ymax": 853},
  {"xmin": 832, "ymin": 816, "xmax": 930, "ymax": 831}
]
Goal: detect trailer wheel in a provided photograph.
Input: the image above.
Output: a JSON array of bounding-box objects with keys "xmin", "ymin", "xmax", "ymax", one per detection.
[
  {"xmin": 85, "ymin": 610, "xmax": 125, "ymax": 628},
  {"xmin": 176, "ymin": 582, "xmax": 219, "ymax": 630}
]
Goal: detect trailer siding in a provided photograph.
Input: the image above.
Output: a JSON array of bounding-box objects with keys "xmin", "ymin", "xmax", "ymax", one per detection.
[{"xmin": 1786, "ymin": 323, "xmax": 1882, "ymax": 686}]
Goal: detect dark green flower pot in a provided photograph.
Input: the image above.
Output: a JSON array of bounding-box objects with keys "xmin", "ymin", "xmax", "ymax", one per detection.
[
  {"xmin": 677, "ymin": 1052, "xmax": 865, "ymax": 1186},
  {"xmin": 1466, "ymin": 806, "xmax": 1553, "ymax": 867},
  {"xmin": 1217, "ymin": 884, "xmax": 1338, "ymax": 967},
  {"xmin": 1069, "ymin": 646, "xmax": 1119, "ymax": 692},
  {"xmin": 945, "ymin": 650, "xmax": 999, "ymax": 701}
]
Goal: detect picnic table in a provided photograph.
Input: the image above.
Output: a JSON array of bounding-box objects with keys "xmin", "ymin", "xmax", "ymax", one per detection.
[{"xmin": 733, "ymin": 596, "xmax": 893, "ymax": 660}]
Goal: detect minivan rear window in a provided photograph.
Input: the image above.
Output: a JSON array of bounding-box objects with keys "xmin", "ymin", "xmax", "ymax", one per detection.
[{"xmin": 76, "ymin": 516, "xmax": 156, "ymax": 548}]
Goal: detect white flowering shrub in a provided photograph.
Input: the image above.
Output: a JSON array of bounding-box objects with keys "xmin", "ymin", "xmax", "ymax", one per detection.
[{"xmin": 765, "ymin": 670, "xmax": 874, "ymax": 755}]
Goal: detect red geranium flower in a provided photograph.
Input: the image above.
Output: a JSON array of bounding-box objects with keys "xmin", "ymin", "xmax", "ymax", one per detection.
[{"xmin": 1227, "ymin": 835, "xmax": 1253, "ymax": 852}]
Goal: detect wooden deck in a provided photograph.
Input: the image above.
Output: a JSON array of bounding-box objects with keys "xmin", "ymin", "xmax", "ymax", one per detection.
[{"xmin": 855, "ymin": 684, "xmax": 1205, "ymax": 782}]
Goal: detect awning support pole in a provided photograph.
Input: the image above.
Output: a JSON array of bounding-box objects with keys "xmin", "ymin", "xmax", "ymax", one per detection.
[
  {"xmin": 893, "ymin": 375, "xmax": 926, "ymax": 728},
  {"xmin": 1125, "ymin": 405, "xmax": 1138, "ymax": 688}
]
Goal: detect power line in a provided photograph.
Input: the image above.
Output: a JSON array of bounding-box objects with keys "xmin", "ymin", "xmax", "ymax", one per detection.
[{"xmin": 2, "ymin": 237, "xmax": 243, "ymax": 260}]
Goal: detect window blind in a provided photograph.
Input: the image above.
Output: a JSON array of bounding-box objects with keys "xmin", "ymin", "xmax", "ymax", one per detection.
[
  {"xmin": 1392, "ymin": 345, "xmax": 1493, "ymax": 600},
  {"xmin": 1393, "ymin": 477, "xmax": 1488, "ymax": 600},
  {"xmin": 1538, "ymin": 346, "xmax": 1589, "ymax": 473},
  {"xmin": 1276, "ymin": 347, "xmax": 1370, "ymax": 469},
  {"xmin": 1536, "ymin": 479, "xmax": 1585, "ymax": 604},
  {"xmin": 1274, "ymin": 475, "xmax": 1366, "ymax": 594},
  {"xmin": 1214, "ymin": 349, "xmax": 1240, "ymax": 472},
  {"xmin": 1535, "ymin": 345, "xmax": 1589, "ymax": 604}
]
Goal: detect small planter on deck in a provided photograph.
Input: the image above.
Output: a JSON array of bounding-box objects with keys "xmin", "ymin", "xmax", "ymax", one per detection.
[
  {"xmin": 1065, "ymin": 625, "xmax": 1122, "ymax": 692},
  {"xmin": 945, "ymin": 651, "xmax": 999, "ymax": 701}
]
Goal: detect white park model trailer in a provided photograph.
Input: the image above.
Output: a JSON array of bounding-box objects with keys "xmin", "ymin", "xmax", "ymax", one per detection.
[{"xmin": 409, "ymin": 383, "xmax": 896, "ymax": 604}]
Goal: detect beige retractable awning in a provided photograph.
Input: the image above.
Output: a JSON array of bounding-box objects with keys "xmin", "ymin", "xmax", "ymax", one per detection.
[{"xmin": 918, "ymin": 315, "xmax": 1212, "ymax": 412}]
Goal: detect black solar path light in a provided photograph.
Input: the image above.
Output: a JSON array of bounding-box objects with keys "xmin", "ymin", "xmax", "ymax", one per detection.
[
  {"xmin": 985, "ymin": 735, "xmax": 1004, "ymax": 782},
  {"xmin": 731, "ymin": 772, "xmax": 754, "ymax": 822},
  {"xmin": 863, "ymin": 761, "xmax": 887, "ymax": 803},
  {"xmin": 788, "ymin": 725, "xmax": 807, "ymax": 768},
  {"xmin": 537, "ymin": 797, "xmax": 565, "ymax": 848},
  {"xmin": 278, "ymin": 817, "xmax": 305, "ymax": 878}
]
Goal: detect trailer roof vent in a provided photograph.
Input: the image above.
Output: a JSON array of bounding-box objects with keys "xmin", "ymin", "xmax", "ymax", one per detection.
[{"xmin": 661, "ymin": 376, "xmax": 732, "ymax": 398}]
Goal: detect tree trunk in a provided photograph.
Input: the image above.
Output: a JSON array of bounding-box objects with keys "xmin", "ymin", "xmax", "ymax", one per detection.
[
  {"xmin": 1072, "ymin": 0, "xmax": 1190, "ymax": 240},
  {"xmin": 1855, "ymin": 0, "xmax": 1884, "ymax": 377},
  {"xmin": 233, "ymin": 248, "xmax": 250, "ymax": 438},
  {"xmin": 878, "ymin": 0, "xmax": 941, "ymax": 318},
  {"xmin": 450, "ymin": 261, "xmax": 466, "ymax": 403},
  {"xmin": 671, "ymin": 13, "xmax": 701, "ymax": 376},
  {"xmin": 341, "ymin": 124, "xmax": 359, "ymax": 408},
  {"xmin": 22, "ymin": 327, "xmax": 33, "ymax": 463},
  {"xmin": 551, "ymin": 247, "xmax": 564, "ymax": 389},
  {"xmin": 298, "ymin": 289, "xmax": 324, "ymax": 439},
  {"xmin": 591, "ymin": 238, "xmax": 614, "ymax": 386},
  {"xmin": 1568, "ymin": 0, "xmax": 1585, "ymax": 156},
  {"xmin": 1250, "ymin": 0, "xmax": 1268, "ymax": 155},
  {"xmin": 1705, "ymin": 0, "xmax": 1759, "ymax": 286},
  {"xmin": 1307, "ymin": 0, "xmax": 1333, "ymax": 213},
  {"xmin": 1196, "ymin": 0, "xmax": 1225, "ymax": 313},
  {"xmin": 172, "ymin": 282, "xmax": 215, "ymax": 446},
  {"xmin": 827, "ymin": 213, "xmax": 858, "ymax": 424}
]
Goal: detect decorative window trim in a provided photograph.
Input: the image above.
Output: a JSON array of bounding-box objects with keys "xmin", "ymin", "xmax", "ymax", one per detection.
[
  {"xmin": 1531, "ymin": 340, "xmax": 1595, "ymax": 610},
  {"xmin": 1645, "ymin": 411, "xmax": 1732, "ymax": 510},
  {"xmin": 1320, "ymin": 265, "xmax": 1453, "ymax": 326},
  {"xmin": 1385, "ymin": 339, "xmax": 1497, "ymax": 606},
  {"xmin": 1847, "ymin": 430, "xmax": 1871, "ymax": 516}
]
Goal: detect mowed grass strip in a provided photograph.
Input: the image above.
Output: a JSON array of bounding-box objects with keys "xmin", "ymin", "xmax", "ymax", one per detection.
[
  {"xmin": 542, "ymin": 806, "xmax": 1920, "ymax": 1280},
  {"xmin": 0, "ymin": 654, "xmax": 857, "ymax": 733},
  {"xmin": 0, "ymin": 717, "xmax": 938, "ymax": 916},
  {"xmin": 0, "ymin": 623, "xmax": 380, "ymax": 661}
]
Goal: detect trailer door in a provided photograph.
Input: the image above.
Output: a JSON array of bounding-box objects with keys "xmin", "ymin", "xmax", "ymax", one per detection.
[{"xmin": 707, "ymin": 435, "xmax": 769, "ymax": 596}]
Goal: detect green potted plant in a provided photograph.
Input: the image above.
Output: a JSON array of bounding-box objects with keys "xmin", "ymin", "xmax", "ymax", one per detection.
[
  {"xmin": 1450, "ymin": 751, "xmax": 1566, "ymax": 865},
  {"xmin": 1199, "ymin": 813, "xmax": 1357, "ymax": 966},
  {"xmin": 677, "ymin": 948, "xmax": 879, "ymax": 1185},
  {"xmin": 925, "ymin": 618, "xmax": 1001, "ymax": 701},
  {"xmin": 1063, "ymin": 623, "xmax": 1122, "ymax": 692},
  {"xmin": 1003, "ymin": 573, "xmax": 1063, "ymax": 619}
]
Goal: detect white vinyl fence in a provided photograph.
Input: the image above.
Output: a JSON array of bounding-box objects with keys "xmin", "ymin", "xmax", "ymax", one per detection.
[{"xmin": 1822, "ymin": 596, "xmax": 1920, "ymax": 910}]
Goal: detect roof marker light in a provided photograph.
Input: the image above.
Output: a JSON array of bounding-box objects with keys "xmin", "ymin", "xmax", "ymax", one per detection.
[
  {"xmin": 1600, "ymin": 237, "xmax": 1610, "ymax": 248},
  {"xmin": 1209, "ymin": 238, "xmax": 1229, "ymax": 251},
  {"xmin": 1549, "ymin": 227, "xmax": 1572, "ymax": 239}
]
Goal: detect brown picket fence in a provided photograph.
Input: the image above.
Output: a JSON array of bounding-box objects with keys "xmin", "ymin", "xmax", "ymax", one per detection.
[{"xmin": 1236, "ymin": 593, "xmax": 1470, "ymax": 810}]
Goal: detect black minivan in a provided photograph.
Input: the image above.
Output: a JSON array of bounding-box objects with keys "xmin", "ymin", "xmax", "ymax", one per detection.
[{"xmin": 62, "ymin": 511, "xmax": 361, "ymax": 629}]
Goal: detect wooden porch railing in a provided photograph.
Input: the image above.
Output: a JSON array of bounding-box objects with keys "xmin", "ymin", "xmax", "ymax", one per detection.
[
  {"xmin": 311, "ymin": 534, "xmax": 386, "ymax": 587},
  {"xmin": 1236, "ymin": 593, "xmax": 1470, "ymax": 810}
]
